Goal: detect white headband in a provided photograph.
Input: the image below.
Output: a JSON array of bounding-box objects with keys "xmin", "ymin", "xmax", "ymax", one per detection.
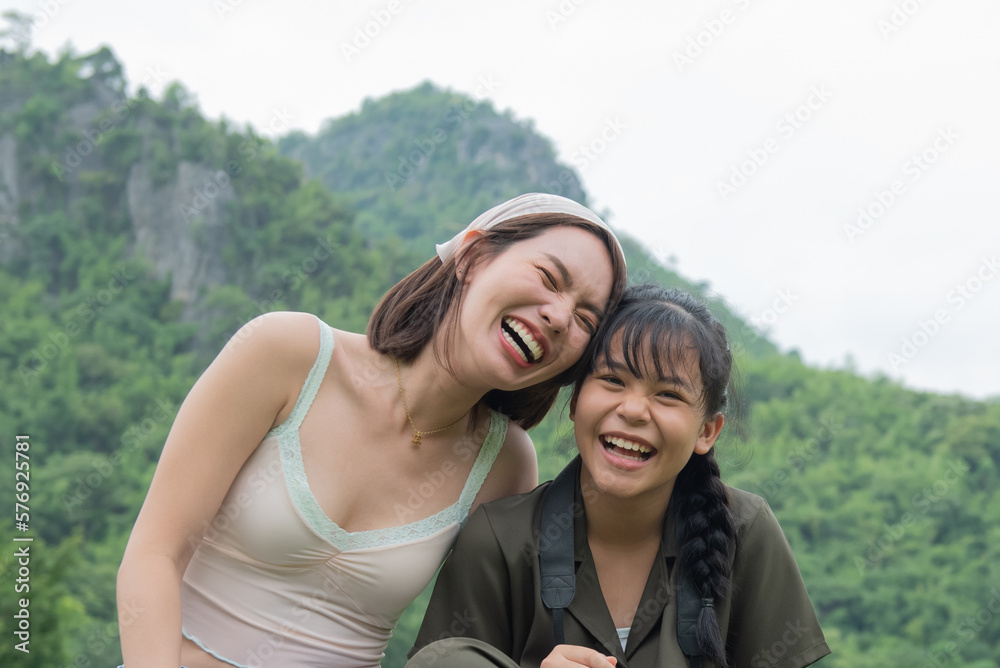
[{"xmin": 435, "ymin": 193, "xmax": 626, "ymax": 267}]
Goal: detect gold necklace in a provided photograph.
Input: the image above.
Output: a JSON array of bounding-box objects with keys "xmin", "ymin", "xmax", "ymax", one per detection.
[{"xmin": 394, "ymin": 359, "xmax": 466, "ymax": 444}]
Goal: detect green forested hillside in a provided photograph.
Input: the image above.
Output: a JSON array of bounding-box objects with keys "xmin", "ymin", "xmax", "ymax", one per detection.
[
  {"xmin": 1, "ymin": 42, "xmax": 998, "ymax": 668},
  {"xmin": 278, "ymin": 80, "xmax": 588, "ymax": 250}
]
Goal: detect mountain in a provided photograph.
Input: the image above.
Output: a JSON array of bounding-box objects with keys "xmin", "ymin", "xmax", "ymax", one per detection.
[
  {"xmin": 276, "ymin": 81, "xmax": 778, "ymax": 361},
  {"xmin": 278, "ymin": 80, "xmax": 588, "ymax": 246},
  {"xmin": 0, "ymin": 40, "xmax": 997, "ymax": 668}
]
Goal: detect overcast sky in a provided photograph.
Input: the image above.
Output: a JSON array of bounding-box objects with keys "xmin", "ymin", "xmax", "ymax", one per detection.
[{"xmin": 8, "ymin": 0, "xmax": 999, "ymax": 400}]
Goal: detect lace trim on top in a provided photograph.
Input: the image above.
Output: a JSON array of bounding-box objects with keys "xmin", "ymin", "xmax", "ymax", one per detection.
[
  {"xmin": 271, "ymin": 315, "xmax": 509, "ymax": 551},
  {"xmin": 182, "ymin": 630, "xmax": 248, "ymax": 668},
  {"xmin": 269, "ymin": 314, "xmax": 335, "ymax": 441}
]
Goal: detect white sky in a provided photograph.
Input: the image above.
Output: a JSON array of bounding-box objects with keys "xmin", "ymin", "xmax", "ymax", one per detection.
[{"xmin": 8, "ymin": 0, "xmax": 1000, "ymax": 400}]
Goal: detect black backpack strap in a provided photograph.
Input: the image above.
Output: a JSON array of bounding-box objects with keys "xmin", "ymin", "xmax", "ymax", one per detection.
[
  {"xmin": 542, "ymin": 457, "xmax": 703, "ymax": 667},
  {"xmin": 539, "ymin": 456, "xmax": 581, "ymax": 646},
  {"xmin": 676, "ymin": 561, "xmax": 704, "ymax": 668}
]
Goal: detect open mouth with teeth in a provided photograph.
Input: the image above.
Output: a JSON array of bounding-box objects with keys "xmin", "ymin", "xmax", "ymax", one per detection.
[
  {"xmin": 601, "ymin": 435, "xmax": 655, "ymax": 463},
  {"xmin": 501, "ymin": 316, "xmax": 543, "ymax": 364}
]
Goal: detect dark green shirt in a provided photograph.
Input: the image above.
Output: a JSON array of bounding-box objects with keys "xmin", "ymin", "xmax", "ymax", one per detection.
[{"xmin": 411, "ymin": 478, "xmax": 830, "ymax": 668}]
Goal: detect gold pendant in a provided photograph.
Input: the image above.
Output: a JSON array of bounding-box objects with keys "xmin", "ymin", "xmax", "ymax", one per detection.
[{"xmin": 412, "ymin": 433, "xmax": 422, "ymax": 445}]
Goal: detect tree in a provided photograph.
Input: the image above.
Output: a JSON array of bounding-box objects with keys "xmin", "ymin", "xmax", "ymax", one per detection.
[{"xmin": 0, "ymin": 11, "xmax": 32, "ymax": 55}]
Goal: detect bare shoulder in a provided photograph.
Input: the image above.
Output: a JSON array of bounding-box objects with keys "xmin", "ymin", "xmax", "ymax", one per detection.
[
  {"xmin": 225, "ymin": 311, "xmax": 324, "ymax": 363},
  {"xmin": 474, "ymin": 419, "xmax": 539, "ymax": 508},
  {"xmin": 123, "ymin": 311, "xmax": 334, "ymax": 567},
  {"xmin": 221, "ymin": 312, "xmax": 334, "ymax": 420},
  {"xmin": 500, "ymin": 422, "xmax": 538, "ymax": 489}
]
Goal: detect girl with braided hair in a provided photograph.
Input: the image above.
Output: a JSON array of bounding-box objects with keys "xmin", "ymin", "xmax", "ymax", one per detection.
[{"xmin": 408, "ymin": 284, "xmax": 829, "ymax": 668}]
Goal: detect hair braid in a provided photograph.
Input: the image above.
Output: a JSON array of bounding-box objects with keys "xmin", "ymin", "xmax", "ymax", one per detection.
[
  {"xmin": 674, "ymin": 448, "xmax": 736, "ymax": 667},
  {"xmin": 581, "ymin": 284, "xmax": 746, "ymax": 664}
]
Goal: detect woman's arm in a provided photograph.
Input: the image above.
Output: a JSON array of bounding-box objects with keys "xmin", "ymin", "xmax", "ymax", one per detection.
[
  {"xmin": 409, "ymin": 505, "xmax": 515, "ymax": 658},
  {"xmin": 116, "ymin": 312, "xmax": 320, "ymax": 668}
]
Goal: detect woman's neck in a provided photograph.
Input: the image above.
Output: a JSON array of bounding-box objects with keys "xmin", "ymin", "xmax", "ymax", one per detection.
[{"xmin": 388, "ymin": 339, "xmax": 488, "ymax": 436}]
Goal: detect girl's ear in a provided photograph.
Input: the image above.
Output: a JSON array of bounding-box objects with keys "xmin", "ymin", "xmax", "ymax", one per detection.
[{"xmin": 693, "ymin": 412, "xmax": 725, "ymax": 455}]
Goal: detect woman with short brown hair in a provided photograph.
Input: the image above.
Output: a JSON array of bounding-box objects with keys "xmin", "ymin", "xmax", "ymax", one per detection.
[{"xmin": 116, "ymin": 193, "xmax": 627, "ymax": 668}]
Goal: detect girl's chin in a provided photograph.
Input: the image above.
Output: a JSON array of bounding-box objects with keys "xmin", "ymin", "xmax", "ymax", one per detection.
[{"xmin": 585, "ymin": 475, "xmax": 645, "ymax": 503}]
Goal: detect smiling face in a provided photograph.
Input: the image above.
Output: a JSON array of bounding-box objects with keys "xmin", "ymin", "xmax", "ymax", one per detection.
[
  {"xmin": 570, "ymin": 335, "xmax": 725, "ymax": 503},
  {"xmin": 453, "ymin": 225, "xmax": 615, "ymax": 391}
]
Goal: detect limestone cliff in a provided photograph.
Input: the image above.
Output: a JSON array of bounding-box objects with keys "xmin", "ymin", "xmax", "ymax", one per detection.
[
  {"xmin": 125, "ymin": 159, "xmax": 232, "ymax": 305},
  {"xmin": 0, "ymin": 132, "xmax": 17, "ymax": 262}
]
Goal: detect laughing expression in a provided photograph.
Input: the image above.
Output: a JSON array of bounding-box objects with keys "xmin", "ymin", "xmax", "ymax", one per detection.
[
  {"xmin": 455, "ymin": 226, "xmax": 615, "ymax": 390},
  {"xmin": 571, "ymin": 343, "xmax": 724, "ymax": 502}
]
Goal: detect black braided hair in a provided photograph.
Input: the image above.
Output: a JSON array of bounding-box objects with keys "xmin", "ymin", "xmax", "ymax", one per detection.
[
  {"xmin": 674, "ymin": 449, "xmax": 735, "ymax": 667},
  {"xmin": 586, "ymin": 284, "xmax": 738, "ymax": 666}
]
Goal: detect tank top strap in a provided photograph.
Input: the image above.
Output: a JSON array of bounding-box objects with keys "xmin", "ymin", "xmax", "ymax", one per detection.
[
  {"xmin": 454, "ymin": 409, "xmax": 509, "ymax": 527},
  {"xmin": 271, "ymin": 314, "xmax": 334, "ymax": 437}
]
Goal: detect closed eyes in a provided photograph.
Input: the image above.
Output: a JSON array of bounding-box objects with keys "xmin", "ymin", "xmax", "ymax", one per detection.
[
  {"xmin": 539, "ymin": 266, "xmax": 557, "ymax": 289},
  {"xmin": 537, "ymin": 265, "xmax": 597, "ymax": 334}
]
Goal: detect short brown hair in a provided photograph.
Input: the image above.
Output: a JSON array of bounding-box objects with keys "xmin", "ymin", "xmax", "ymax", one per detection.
[{"xmin": 368, "ymin": 214, "xmax": 627, "ymax": 429}]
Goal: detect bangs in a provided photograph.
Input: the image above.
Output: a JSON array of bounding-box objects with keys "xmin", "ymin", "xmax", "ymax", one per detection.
[
  {"xmin": 588, "ymin": 288, "xmax": 721, "ymax": 410},
  {"xmin": 595, "ymin": 305, "xmax": 699, "ymax": 382},
  {"xmin": 581, "ymin": 283, "xmax": 739, "ymax": 440}
]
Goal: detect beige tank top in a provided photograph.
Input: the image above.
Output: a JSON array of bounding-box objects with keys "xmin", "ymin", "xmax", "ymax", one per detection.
[{"xmin": 180, "ymin": 316, "xmax": 508, "ymax": 667}]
